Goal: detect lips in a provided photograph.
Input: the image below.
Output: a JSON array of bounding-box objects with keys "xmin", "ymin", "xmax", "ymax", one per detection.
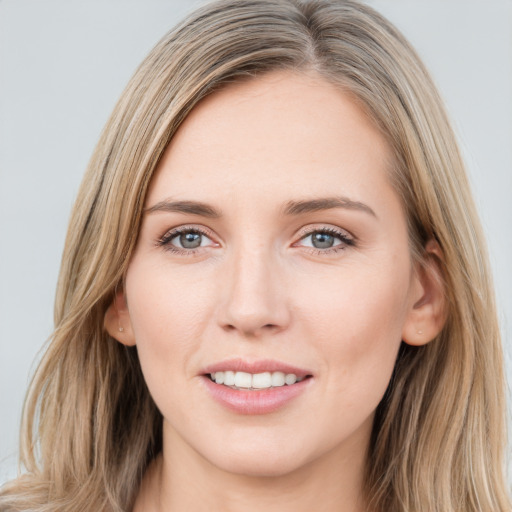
[
  {"xmin": 202, "ymin": 358, "xmax": 312, "ymax": 378},
  {"xmin": 201, "ymin": 358, "xmax": 313, "ymax": 414}
]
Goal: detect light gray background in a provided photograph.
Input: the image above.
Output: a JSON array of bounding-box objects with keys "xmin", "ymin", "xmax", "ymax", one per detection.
[{"xmin": 1, "ymin": 0, "xmax": 511, "ymax": 483}]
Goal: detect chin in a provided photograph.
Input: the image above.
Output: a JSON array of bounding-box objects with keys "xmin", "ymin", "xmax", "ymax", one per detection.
[{"xmin": 205, "ymin": 441, "xmax": 313, "ymax": 478}]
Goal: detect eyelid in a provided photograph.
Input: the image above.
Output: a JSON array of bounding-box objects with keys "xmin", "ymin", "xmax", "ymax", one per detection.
[
  {"xmin": 157, "ymin": 224, "xmax": 220, "ymax": 253},
  {"xmin": 292, "ymin": 224, "xmax": 356, "ymax": 253},
  {"xmin": 294, "ymin": 223, "xmax": 355, "ymax": 242}
]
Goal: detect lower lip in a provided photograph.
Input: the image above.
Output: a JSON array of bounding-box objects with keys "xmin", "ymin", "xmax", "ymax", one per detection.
[{"xmin": 201, "ymin": 376, "xmax": 312, "ymax": 415}]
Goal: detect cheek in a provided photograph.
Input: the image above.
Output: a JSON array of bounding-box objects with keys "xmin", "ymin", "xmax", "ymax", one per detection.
[
  {"xmin": 299, "ymin": 256, "xmax": 411, "ymax": 341},
  {"xmin": 127, "ymin": 258, "xmax": 212, "ymax": 340},
  {"xmin": 296, "ymin": 257, "xmax": 411, "ymax": 399},
  {"xmin": 124, "ymin": 261, "xmax": 214, "ymax": 398}
]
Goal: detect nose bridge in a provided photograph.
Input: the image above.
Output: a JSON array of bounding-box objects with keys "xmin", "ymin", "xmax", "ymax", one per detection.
[{"xmin": 219, "ymin": 238, "xmax": 289, "ymax": 336}]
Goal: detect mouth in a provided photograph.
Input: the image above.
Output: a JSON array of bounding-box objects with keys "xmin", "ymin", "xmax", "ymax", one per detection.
[
  {"xmin": 200, "ymin": 359, "xmax": 313, "ymax": 414},
  {"xmin": 206, "ymin": 370, "xmax": 311, "ymax": 390}
]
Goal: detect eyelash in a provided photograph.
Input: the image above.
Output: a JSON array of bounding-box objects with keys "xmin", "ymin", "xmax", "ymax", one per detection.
[
  {"xmin": 295, "ymin": 226, "xmax": 355, "ymax": 255},
  {"xmin": 156, "ymin": 225, "xmax": 355, "ymax": 256},
  {"xmin": 156, "ymin": 225, "xmax": 214, "ymax": 256}
]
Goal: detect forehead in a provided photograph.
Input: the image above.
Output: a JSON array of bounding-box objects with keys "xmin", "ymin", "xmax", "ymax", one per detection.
[{"xmin": 146, "ymin": 71, "xmax": 396, "ymax": 215}]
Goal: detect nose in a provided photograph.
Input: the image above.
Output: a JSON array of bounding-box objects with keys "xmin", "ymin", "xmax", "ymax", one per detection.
[{"xmin": 217, "ymin": 244, "xmax": 291, "ymax": 338}]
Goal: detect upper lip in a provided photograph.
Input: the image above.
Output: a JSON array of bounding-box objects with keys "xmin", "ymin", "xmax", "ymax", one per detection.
[{"xmin": 202, "ymin": 358, "xmax": 313, "ymax": 379}]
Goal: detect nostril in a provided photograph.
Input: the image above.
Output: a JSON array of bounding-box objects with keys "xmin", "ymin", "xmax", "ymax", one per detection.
[{"xmin": 222, "ymin": 323, "xmax": 280, "ymax": 336}]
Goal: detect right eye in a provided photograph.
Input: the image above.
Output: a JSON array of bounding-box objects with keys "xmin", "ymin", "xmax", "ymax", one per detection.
[{"xmin": 157, "ymin": 226, "xmax": 218, "ymax": 254}]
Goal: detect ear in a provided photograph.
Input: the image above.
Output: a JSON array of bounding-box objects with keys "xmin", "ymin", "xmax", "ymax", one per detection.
[
  {"xmin": 402, "ymin": 240, "xmax": 447, "ymax": 346},
  {"xmin": 104, "ymin": 287, "xmax": 136, "ymax": 346}
]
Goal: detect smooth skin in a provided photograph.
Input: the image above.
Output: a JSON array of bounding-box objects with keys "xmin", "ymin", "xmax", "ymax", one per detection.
[{"xmin": 105, "ymin": 71, "xmax": 445, "ymax": 512}]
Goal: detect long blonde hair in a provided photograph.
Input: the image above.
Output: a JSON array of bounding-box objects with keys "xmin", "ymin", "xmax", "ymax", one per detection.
[{"xmin": 1, "ymin": 1, "xmax": 509, "ymax": 510}]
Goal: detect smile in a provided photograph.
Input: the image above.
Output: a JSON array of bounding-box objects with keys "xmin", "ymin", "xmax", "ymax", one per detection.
[
  {"xmin": 209, "ymin": 371, "xmax": 305, "ymax": 390},
  {"xmin": 201, "ymin": 359, "xmax": 313, "ymax": 414}
]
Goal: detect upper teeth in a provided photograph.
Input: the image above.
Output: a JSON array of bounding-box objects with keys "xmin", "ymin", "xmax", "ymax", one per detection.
[{"xmin": 210, "ymin": 371, "xmax": 302, "ymax": 389}]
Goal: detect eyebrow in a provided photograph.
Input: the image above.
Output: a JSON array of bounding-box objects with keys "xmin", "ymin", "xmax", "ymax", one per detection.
[
  {"xmin": 144, "ymin": 199, "xmax": 221, "ymax": 218},
  {"xmin": 283, "ymin": 196, "xmax": 377, "ymax": 218},
  {"xmin": 144, "ymin": 196, "xmax": 376, "ymax": 219}
]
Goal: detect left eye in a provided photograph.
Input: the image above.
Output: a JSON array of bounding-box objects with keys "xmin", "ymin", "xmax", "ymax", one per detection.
[{"xmin": 298, "ymin": 230, "xmax": 353, "ymax": 250}]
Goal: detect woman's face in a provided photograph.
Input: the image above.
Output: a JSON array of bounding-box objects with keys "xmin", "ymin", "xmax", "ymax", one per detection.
[{"xmin": 119, "ymin": 71, "xmax": 426, "ymax": 477}]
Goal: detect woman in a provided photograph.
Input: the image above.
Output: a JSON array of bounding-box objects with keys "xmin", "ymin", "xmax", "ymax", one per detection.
[{"xmin": 1, "ymin": 0, "xmax": 509, "ymax": 510}]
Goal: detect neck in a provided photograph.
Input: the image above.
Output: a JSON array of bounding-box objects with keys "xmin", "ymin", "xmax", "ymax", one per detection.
[{"xmin": 134, "ymin": 419, "xmax": 371, "ymax": 512}]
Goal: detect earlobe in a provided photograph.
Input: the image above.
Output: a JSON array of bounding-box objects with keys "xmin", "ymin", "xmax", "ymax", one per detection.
[
  {"xmin": 104, "ymin": 288, "xmax": 136, "ymax": 346},
  {"xmin": 402, "ymin": 240, "xmax": 447, "ymax": 347}
]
